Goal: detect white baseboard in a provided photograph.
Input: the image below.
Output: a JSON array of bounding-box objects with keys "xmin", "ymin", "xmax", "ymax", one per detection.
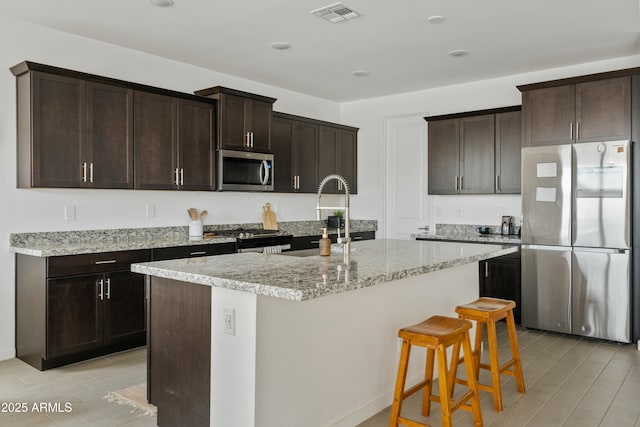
[{"xmin": 329, "ymin": 373, "xmax": 424, "ymax": 427}]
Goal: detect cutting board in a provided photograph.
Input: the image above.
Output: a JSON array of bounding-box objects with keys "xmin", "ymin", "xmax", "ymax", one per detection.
[{"xmin": 262, "ymin": 203, "xmax": 278, "ymax": 230}]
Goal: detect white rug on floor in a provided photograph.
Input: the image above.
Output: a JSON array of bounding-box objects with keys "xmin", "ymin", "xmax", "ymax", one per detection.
[{"xmin": 105, "ymin": 383, "xmax": 157, "ymax": 416}]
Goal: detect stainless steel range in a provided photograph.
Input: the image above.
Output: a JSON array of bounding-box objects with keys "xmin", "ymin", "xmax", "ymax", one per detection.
[{"xmin": 215, "ymin": 228, "xmax": 293, "ymax": 253}]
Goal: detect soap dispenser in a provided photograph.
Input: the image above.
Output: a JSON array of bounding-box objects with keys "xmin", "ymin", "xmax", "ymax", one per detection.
[{"xmin": 319, "ymin": 228, "xmax": 331, "ymax": 256}]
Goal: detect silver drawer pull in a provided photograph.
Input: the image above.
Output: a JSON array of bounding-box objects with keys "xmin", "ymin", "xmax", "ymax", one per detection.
[
  {"xmin": 353, "ymin": 236, "xmax": 363, "ymax": 240},
  {"xmin": 309, "ymin": 240, "xmax": 320, "ymax": 244},
  {"xmin": 95, "ymin": 260, "xmax": 117, "ymax": 265},
  {"xmin": 190, "ymin": 251, "xmax": 207, "ymax": 256}
]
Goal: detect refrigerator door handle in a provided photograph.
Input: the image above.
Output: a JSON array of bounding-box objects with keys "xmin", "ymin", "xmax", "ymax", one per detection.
[
  {"xmin": 521, "ymin": 244, "xmax": 573, "ymax": 251},
  {"xmin": 573, "ymin": 247, "xmax": 628, "ymax": 254}
]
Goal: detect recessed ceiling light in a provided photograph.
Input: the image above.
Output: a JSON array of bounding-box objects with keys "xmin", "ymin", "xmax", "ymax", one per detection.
[
  {"xmin": 271, "ymin": 42, "xmax": 292, "ymax": 50},
  {"xmin": 147, "ymin": 0, "xmax": 174, "ymax": 7},
  {"xmin": 448, "ymin": 49, "xmax": 468, "ymax": 57},
  {"xmin": 427, "ymin": 15, "xmax": 446, "ymax": 24},
  {"xmin": 352, "ymin": 70, "xmax": 370, "ymax": 77}
]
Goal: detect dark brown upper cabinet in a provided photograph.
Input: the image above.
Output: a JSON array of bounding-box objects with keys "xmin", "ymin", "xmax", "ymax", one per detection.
[
  {"xmin": 134, "ymin": 93, "xmax": 214, "ymax": 191},
  {"xmin": 13, "ymin": 69, "xmax": 134, "ymax": 188},
  {"xmin": 271, "ymin": 112, "xmax": 358, "ymax": 194},
  {"xmin": 318, "ymin": 126, "xmax": 358, "ymax": 194},
  {"xmin": 426, "ymin": 107, "xmax": 521, "ymax": 195},
  {"xmin": 194, "ymin": 86, "xmax": 276, "ymax": 152},
  {"xmin": 495, "ymin": 111, "xmax": 522, "ymax": 194},
  {"xmin": 11, "ymin": 61, "xmax": 216, "ymax": 191},
  {"xmin": 271, "ymin": 113, "xmax": 319, "ymax": 193},
  {"xmin": 519, "ymin": 75, "xmax": 631, "ymax": 146}
]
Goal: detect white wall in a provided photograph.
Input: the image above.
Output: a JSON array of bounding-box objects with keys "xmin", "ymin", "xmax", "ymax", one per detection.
[
  {"xmin": 0, "ymin": 16, "xmax": 346, "ymax": 360},
  {"xmin": 341, "ymin": 54, "xmax": 640, "ymax": 237}
]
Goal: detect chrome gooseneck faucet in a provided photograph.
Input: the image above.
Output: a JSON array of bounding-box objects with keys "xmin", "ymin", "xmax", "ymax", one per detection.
[{"xmin": 316, "ymin": 174, "xmax": 350, "ymax": 263}]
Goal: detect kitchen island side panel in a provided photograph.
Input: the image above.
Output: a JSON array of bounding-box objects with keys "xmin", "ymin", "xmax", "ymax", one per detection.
[{"xmin": 149, "ymin": 277, "xmax": 211, "ymax": 427}]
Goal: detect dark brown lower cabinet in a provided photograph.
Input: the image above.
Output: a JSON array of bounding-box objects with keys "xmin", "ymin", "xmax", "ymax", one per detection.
[
  {"xmin": 479, "ymin": 249, "xmax": 522, "ymax": 324},
  {"xmin": 16, "ymin": 250, "xmax": 150, "ymax": 370},
  {"xmin": 289, "ymin": 231, "xmax": 375, "ymax": 250},
  {"xmin": 148, "ymin": 277, "xmax": 211, "ymax": 427}
]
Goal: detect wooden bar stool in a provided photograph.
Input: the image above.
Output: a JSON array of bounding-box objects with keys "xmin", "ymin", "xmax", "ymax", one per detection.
[
  {"xmin": 389, "ymin": 315, "xmax": 483, "ymax": 427},
  {"xmin": 450, "ymin": 297, "xmax": 525, "ymax": 412}
]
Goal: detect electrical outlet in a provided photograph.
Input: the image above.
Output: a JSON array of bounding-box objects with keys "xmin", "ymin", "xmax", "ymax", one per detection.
[
  {"xmin": 146, "ymin": 204, "xmax": 156, "ymax": 218},
  {"xmin": 223, "ymin": 308, "xmax": 235, "ymax": 335},
  {"xmin": 64, "ymin": 205, "xmax": 76, "ymax": 221}
]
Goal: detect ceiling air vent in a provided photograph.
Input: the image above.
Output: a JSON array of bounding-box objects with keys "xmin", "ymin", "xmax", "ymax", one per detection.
[{"xmin": 310, "ymin": 2, "xmax": 361, "ymax": 23}]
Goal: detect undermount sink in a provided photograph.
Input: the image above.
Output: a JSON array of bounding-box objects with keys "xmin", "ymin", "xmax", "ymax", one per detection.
[{"xmin": 280, "ymin": 248, "xmax": 321, "ymax": 257}]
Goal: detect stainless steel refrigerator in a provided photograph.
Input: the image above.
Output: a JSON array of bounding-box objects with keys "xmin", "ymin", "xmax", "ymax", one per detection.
[{"xmin": 521, "ymin": 140, "xmax": 632, "ymax": 343}]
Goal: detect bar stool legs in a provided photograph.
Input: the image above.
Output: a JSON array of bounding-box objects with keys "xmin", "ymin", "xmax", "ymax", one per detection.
[
  {"xmin": 389, "ymin": 315, "xmax": 483, "ymax": 427},
  {"xmin": 452, "ymin": 297, "xmax": 526, "ymax": 413}
]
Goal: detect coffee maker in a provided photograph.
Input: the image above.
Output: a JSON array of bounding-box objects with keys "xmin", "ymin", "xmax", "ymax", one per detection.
[{"xmin": 501, "ymin": 215, "xmax": 514, "ymax": 235}]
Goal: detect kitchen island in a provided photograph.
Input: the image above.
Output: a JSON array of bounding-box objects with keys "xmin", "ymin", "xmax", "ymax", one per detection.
[{"xmin": 131, "ymin": 239, "xmax": 518, "ymax": 427}]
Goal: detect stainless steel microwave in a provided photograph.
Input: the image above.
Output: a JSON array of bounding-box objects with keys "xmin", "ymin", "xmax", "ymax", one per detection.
[{"xmin": 217, "ymin": 149, "xmax": 274, "ymax": 191}]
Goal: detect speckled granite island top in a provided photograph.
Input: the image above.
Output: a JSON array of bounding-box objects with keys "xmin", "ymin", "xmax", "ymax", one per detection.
[{"xmin": 131, "ymin": 239, "xmax": 518, "ymax": 301}]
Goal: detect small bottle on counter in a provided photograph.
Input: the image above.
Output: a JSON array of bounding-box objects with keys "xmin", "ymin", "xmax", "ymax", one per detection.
[{"xmin": 319, "ymin": 228, "xmax": 331, "ymax": 256}]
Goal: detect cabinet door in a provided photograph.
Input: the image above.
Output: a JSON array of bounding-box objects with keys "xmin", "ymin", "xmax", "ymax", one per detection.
[
  {"xmin": 495, "ymin": 111, "xmax": 521, "ymax": 194},
  {"xmin": 249, "ymin": 100, "xmax": 272, "ymax": 151},
  {"xmin": 178, "ymin": 99, "xmax": 214, "ymax": 190},
  {"xmin": 134, "ymin": 92, "xmax": 178, "ymax": 190},
  {"xmin": 479, "ymin": 256, "xmax": 521, "ymax": 324},
  {"xmin": 337, "ymin": 129, "xmax": 357, "ymax": 194},
  {"xmin": 218, "ymin": 94, "xmax": 248, "ymax": 150},
  {"xmin": 293, "ymin": 121, "xmax": 319, "ymax": 192},
  {"xmin": 318, "ymin": 126, "xmax": 339, "ymax": 193},
  {"xmin": 271, "ymin": 116, "xmax": 295, "ymax": 192},
  {"xmin": 103, "ymin": 271, "xmax": 146, "ymax": 345},
  {"xmin": 522, "ymin": 85, "xmax": 575, "ymax": 146},
  {"xmin": 428, "ymin": 119, "xmax": 459, "ymax": 194},
  {"xmin": 86, "ymin": 82, "xmax": 134, "ymax": 189},
  {"xmin": 575, "ymin": 77, "xmax": 631, "ymax": 143},
  {"xmin": 47, "ymin": 275, "xmax": 102, "ymax": 359},
  {"xmin": 460, "ymin": 115, "xmax": 495, "ymax": 194},
  {"xmin": 31, "ymin": 72, "xmax": 85, "ymax": 187}
]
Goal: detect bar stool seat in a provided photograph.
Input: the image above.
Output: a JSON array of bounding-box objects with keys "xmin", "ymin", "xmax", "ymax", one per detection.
[
  {"xmin": 389, "ymin": 315, "xmax": 483, "ymax": 427},
  {"xmin": 451, "ymin": 297, "xmax": 525, "ymax": 412}
]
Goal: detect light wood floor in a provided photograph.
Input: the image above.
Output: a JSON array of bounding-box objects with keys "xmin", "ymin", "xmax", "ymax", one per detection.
[
  {"xmin": 0, "ymin": 347, "xmax": 155, "ymax": 427},
  {"xmin": 0, "ymin": 324, "xmax": 638, "ymax": 427},
  {"xmin": 360, "ymin": 323, "xmax": 640, "ymax": 427}
]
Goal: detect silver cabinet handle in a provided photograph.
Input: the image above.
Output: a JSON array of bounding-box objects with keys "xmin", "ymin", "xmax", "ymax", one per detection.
[
  {"xmin": 99, "ymin": 278, "xmax": 104, "ymax": 301},
  {"xmin": 570, "ymin": 122, "xmax": 573, "ymax": 140},
  {"xmin": 485, "ymin": 262, "xmax": 489, "ymax": 278},
  {"xmin": 251, "ymin": 132, "xmax": 254, "ymax": 148},
  {"xmin": 105, "ymin": 277, "xmax": 111, "ymax": 300},
  {"xmin": 292, "ymin": 176, "xmax": 296, "ymax": 189},
  {"xmin": 495, "ymin": 175, "xmax": 500, "ymax": 191},
  {"xmin": 310, "ymin": 240, "xmax": 320, "ymax": 244},
  {"xmin": 576, "ymin": 121, "xmax": 580, "ymax": 140},
  {"xmin": 353, "ymin": 236, "xmax": 363, "ymax": 240},
  {"xmin": 174, "ymin": 168, "xmax": 179, "ymax": 185},
  {"xmin": 89, "ymin": 163, "xmax": 94, "ymax": 183},
  {"xmin": 460, "ymin": 176, "xmax": 464, "ymax": 191},
  {"xmin": 454, "ymin": 176, "xmax": 459, "ymax": 191},
  {"xmin": 190, "ymin": 251, "xmax": 207, "ymax": 256},
  {"xmin": 180, "ymin": 168, "xmax": 184, "ymax": 186},
  {"xmin": 95, "ymin": 260, "xmax": 117, "ymax": 265},
  {"xmin": 245, "ymin": 132, "xmax": 251, "ymax": 148},
  {"xmin": 82, "ymin": 162, "xmax": 87, "ymax": 183}
]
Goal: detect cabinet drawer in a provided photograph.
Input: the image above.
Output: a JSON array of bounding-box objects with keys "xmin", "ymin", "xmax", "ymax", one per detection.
[
  {"xmin": 152, "ymin": 243, "xmax": 237, "ymax": 261},
  {"xmin": 47, "ymin": 249, "xmax": 151, "ymax": 278}
]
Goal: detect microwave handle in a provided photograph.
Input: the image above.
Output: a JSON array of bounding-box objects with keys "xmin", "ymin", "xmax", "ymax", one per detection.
[{"xmin": 260, "ymin": 160, "xmax": 270, "ymax": 185}]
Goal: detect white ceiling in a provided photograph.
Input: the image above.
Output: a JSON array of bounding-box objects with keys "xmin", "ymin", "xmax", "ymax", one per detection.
[{"xmin": 2, "ymin": 0, "xmax": 639, "ymax": 102}]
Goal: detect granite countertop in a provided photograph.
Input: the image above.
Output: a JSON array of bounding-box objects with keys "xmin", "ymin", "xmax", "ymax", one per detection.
[
  {"xmin": 9, "ymin": 220, "xmax": 378, "ymax": 257},
  {"xmin": 413, "ymin": 232, "xmax": 521, "ymax": 245},
  {"xmin": 131, "ymin": 239, "xmax": 518, "ymax": 301}
]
